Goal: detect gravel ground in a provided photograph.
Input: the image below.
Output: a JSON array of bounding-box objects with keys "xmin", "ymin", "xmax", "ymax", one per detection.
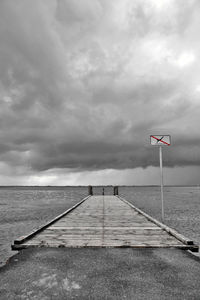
[{"xmin": 0, "ymin": 248, "xmax": 199, "ymax": 300}]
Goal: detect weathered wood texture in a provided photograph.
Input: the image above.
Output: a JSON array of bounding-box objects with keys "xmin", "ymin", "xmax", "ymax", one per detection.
[
  {"xmin": 12, "ymin": 196, "xmax": 198, "ymax": 251},
  {"xmin": 13, "ymin": 195, "xmax": 90, "ymax": 245},
  {"xmin": 118, "ymin": 196, "xmax": 195, "ymax": 245}
]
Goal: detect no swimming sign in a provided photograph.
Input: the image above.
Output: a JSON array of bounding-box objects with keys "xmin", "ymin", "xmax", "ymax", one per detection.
[{"xmin": 150, "ymin": 135, "xmax": 171, "ymax": 146}]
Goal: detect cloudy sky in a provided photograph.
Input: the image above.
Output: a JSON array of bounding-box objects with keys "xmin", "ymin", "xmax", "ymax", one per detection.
[{"xmin": 0, "ymin": 0, "xmax": 200, "ymax": 185}]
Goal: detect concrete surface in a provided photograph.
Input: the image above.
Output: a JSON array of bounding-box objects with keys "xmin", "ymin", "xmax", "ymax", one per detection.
[{"xmin": 0, "ymin": 248, "xmax": 200, "ymax": 299}]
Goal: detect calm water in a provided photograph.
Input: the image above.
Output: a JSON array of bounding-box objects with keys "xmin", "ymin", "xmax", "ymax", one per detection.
[
  {"xmin": 0, "ymin": 187, "xmax": 88, "ymax": 266},
  {"xmin": 0, "ymin": 186, "xmax": 199, "ymax": 266},
  {"xmin": 120, "ymin": 186, "xmax": 200, "ymax": 244}
]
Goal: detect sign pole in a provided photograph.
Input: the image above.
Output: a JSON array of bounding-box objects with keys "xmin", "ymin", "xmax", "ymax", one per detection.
[
  {"xmin": 150, "ymin": 135, "xmax": 171, "ymax": 222},
  {"xmin": 159, "ymin": 145, "xmax": 164, "ymax": 222}
]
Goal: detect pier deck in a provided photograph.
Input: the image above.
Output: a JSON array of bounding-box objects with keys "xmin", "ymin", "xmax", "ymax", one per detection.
[{"xmin": 12, "ymin": 196, "xmax": 198, "ymax": 251}]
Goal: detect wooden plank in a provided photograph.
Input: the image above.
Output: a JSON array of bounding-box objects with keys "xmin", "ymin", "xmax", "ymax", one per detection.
[
  {"xmin": 12, "ymin": 243, "xmax": 199, "ymax": 251},
  {"xmin": 13, "ymin": 195, "xmax": 91, "ymax": 245},
  {"xmin": 118, "ymin": 196, "xmax": 195, "ymax": 246},
  {"xmin": 49, "ymin": 226, "xmax": 159, "ymax": 230},
  {"xmin": 11, "ymin": 195, "xmax": 199, "ymax": 252}
]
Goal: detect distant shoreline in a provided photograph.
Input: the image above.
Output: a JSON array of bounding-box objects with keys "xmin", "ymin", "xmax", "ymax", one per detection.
[{"xmin": 0, "ymin": 185, "xmax": 199, "ymax": 188}]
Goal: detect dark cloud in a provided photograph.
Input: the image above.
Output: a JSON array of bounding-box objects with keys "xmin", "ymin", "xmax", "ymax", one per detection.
[{"xmin": 0, "ymin": 0, "xmax": 200, "ymax": 184}]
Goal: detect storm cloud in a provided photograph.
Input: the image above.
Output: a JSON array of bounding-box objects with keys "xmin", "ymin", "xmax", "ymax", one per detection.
[{"xmin": 1, "ymin": 0, "xmax": 200, "ymax": 184}]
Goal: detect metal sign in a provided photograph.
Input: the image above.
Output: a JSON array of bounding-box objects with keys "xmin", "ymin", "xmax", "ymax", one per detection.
[
  {"xmin": 150, "ymin": 134, "xmax": 171, "ymax": 222},
  {"xmin": 150, "ymin": 135, "xmax": 171, "ymax": 146}
]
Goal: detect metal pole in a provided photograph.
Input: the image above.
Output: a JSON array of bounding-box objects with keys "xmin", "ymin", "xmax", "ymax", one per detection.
[{"xmin": 159, "ymin": 146, "xmax": 164, "ymax": 222}]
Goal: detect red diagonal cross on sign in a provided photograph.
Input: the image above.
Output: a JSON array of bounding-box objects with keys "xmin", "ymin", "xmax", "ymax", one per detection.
[{"xmin": 151, "ymin": 135, "xmax": 170, "ymax": 146}]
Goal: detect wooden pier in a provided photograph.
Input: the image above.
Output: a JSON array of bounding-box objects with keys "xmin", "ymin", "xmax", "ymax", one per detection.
[{"xmin": 12, "ymin": 195, "xmax": 198, "ymax": 252}]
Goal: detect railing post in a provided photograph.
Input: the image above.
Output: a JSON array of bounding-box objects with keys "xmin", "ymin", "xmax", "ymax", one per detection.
[{"xmin": 88, "ymin": 185, "xmax": 93, "ymax": 196}]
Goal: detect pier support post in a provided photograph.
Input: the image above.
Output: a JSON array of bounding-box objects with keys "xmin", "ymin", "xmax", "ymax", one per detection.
[
  {"xmin": 88, "ymin": 185, "xmax": 93, "ymax": 196},
  {"xmin": 113, "ymin": 186, "xmax": 118, "ymax": 195}
]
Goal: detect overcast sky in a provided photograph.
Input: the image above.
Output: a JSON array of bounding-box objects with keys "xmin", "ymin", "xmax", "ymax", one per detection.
[{"xmin": 1, "ymin": 0, "xmax": 200, "ymax": 185}]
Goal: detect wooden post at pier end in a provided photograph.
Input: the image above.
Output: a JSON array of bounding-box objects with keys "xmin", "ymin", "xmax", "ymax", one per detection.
[
  {"xmin": 113, "ymin": 186, "xmax": 118, "ymax": 196},
  {"xmin": 88, "ymin": 185, "xmax": 93, "ymax": 196}
]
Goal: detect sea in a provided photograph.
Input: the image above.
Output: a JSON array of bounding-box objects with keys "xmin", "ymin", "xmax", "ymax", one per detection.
[{"xmin": 0, "ymin": 186, "xmax": 200, "ymax": 266}]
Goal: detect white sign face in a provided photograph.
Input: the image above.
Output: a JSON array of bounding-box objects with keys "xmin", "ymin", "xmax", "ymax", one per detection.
[{"xmin": 150, "ymin": 135, "xmax": 171, "ymax": 146}]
